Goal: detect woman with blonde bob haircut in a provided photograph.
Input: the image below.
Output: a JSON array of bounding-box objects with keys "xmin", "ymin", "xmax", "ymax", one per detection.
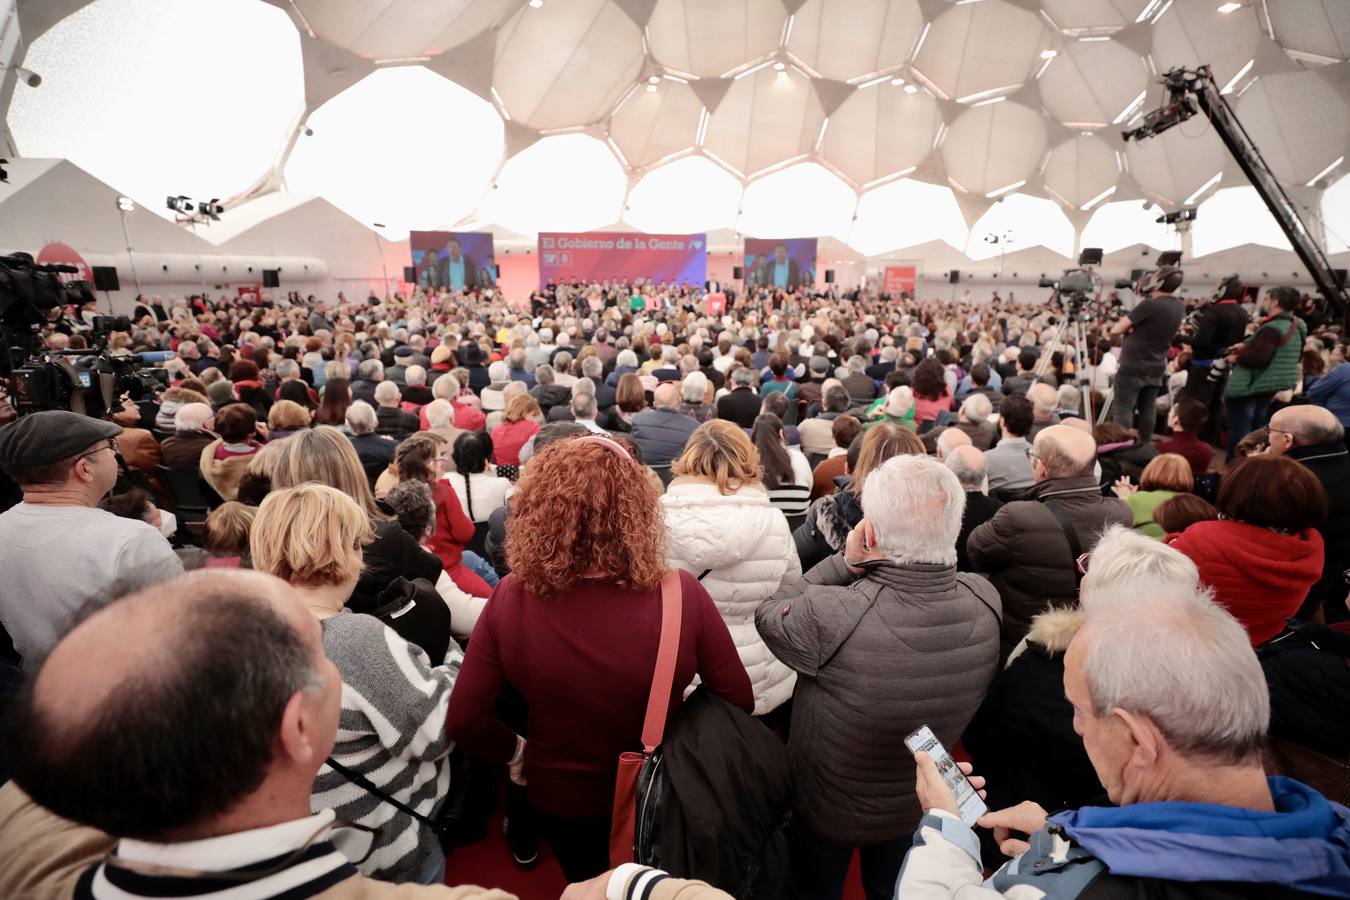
[
  {"xmin": 1111, "ymin": 452, "xmax": 1194, "ymax": 540},
  {"xmin": 663, "ymin": 421, "xmax": 803, "ymax": 715},
  {"xmin": 447, "ymin": 435, "xmax": 753, "ymax": 881},
  {"xmin": 251, "ymin": 483, "xmax": 460, "ymax": 886}
]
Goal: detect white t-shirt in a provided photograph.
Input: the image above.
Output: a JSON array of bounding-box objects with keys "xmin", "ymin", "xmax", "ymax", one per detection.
[
  {"xmin": 0, "ymin": 503, "xmax": 183, "ymax": 661},
  {"xmin": 442, "ymin": 471, "xmax": 513, "ymax": 523}
]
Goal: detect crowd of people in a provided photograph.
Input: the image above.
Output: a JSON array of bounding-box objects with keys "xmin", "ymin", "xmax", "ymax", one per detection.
[{"xmin": 0, "ymin": 269, "xmax": 1348, "ymax": 900}]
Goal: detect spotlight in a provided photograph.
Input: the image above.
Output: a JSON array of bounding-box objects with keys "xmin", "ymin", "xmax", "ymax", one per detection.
[
  {"xmin": 528, "ymin": 0, "xmax": 542, "ymax": 7},
  {"xmin": 890, "ymin": 77, "xmax": 905, "ymax": 86},
  {"xmin": 0, "ymin": 159, "xmax": 7, "ymax": 184},
  {"xmin": 198, "ymin": 198, "xmax": 224, "ymax": 220},
  {"xmin": 1040, "ymin": 50, "xmax": 1058, "ymax": 59},
  {"xmin": 773, "ymin": 62, "xmax": 786, "ymax": 71},
  {"xmin": 117, "ymin": 196, "xmax": 135, "ymax": 212},
  {"xmin": 1156, "ymin": 208, "xmax": 1197, "ymax": 225},
  {"xmin": 2, "ymin": 65, "xmax": 41, "ymax": 88},
  {"xmin": 648, "ymin": 75, "xmax": 660, "ymax": 84},
  {"xmin": 1217, "ymin": 2, "xmax": 1241, "ymax": 12},
  {"xmin": 646, "ymin": 84, "xmax": 657, "ymax": 93},
  {"xmin": 304, "ymin": 126, "xmax": 314, "ymax": 137},
  {"xmin": 166, "ymin": 195, "xmax": 194, "ymax": 214},
  {"xmin": 903, "ymin": 84, "xmax": 918, "ymax": 94}
]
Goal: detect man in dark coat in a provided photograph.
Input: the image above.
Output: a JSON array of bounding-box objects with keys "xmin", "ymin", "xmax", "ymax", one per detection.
[
  {"xmin": 716, "ymin": 367, "xmax": 763, "ymax": 429},
  {"xmin": 1270, "ymin": 405, "xmax": 1350, "ymax": 622},
  {"xmin": 945, "ymin": 445, "xmax": 1003, "ymax": 573},
  {"xmin": 968, "ymin": 425, "xmax": 1131, "ymax": 659},
  {"xmin": 630, "ymin": 384, "xmax": 699, "ymax": 469}
]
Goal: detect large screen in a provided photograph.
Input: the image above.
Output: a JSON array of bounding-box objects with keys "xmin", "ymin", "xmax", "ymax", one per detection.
[
  {"xmin": 537, "ymin": 232, "xmax": 707, "ymax": 288},
  {"xmin": 409, "ymin": 231, "xmax": 497, "ymax": 291},
  {"xmin": 743, "ymin": 238, "xmax": 817, "ymax": 290}
]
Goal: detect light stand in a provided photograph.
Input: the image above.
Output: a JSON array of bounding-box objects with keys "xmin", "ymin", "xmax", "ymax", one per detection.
[
  {"xmin": 372, "ymin": 223, "xmax": 390, "ymax": 300},
  {"xmin": 116, "ymin": 197, "xmax": 142, "ymax": 296}
]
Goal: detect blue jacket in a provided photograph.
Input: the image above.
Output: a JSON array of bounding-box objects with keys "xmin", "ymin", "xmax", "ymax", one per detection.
[
  {"xmin": 902, "ymin": 777, "xmax": 1350, "ymax": 898},
  {"xmin": 1309, "ymin": 363, "xmax": 1350, "ymax": 428}
]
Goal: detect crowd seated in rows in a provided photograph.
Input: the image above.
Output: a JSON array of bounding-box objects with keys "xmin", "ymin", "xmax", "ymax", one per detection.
[{"xmin": 1, "ymin": 275, "xmax": 1349, "ymax": 899}]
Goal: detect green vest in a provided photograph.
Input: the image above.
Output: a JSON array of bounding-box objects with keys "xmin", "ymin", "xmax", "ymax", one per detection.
[{"xmin": 1225, "ymin": 314, "xmax": 1305, "ymax": 399}]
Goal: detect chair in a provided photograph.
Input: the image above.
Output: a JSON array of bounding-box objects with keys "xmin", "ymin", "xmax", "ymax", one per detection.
[
  {"xmin": 466, "ymin": 521, "xmax": 491, "ymax": 559},
  {"xmin": 157, "ymin": 466, "xmax": 220, "ymax": 544},
  {"xmin": 1264, "ymin": 737, "xmax": 1350, "ymax": 807}
]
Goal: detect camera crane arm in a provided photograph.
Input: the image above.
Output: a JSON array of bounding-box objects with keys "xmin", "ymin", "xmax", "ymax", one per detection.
[{"xmin": 1123, "ymin": 65, "xmax": 1349, "ymax": 322}]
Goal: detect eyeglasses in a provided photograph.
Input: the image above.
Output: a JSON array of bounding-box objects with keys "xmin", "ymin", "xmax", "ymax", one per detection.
[
  {"xmin": 1024, "ymin": 447, "xmax": 1040, "ymax": 461},
  {"xmin": 1076, "ymin": 551, "xmax": 1091, "ymax": 576},
  {"xmin": 79, "ymin": 438, "xmax": 119, "ymax": 462},
  {"xmin": 102, "ymin": 817, "xmax": 377, "ymax": 883}
]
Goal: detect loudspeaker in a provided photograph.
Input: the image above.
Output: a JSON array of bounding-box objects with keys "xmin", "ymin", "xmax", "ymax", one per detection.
[
  {"xmin": 824, "ymin": 269, "xmax": 835, "ymax": 284},
  {"xmin": 733, "ymin": 265, "xmax": 744, "ymax": 280},
  {"xmin": 1078, "ymin": 247, "xmax": 1103, "ymax": 266},
  {"xmin": 403, "ymin": 266, "xmax": 416, "ymax": 282},
  {"xmin": 91, "ymin": 266, "xmax": 120, "ymax": 291},
  {"xmin": 1156, "ymin": 251, "xmax": 1183, "ymax": 267},
  {"xmin": 262, "ymin": 269, "xmax": 280, "ymax": 288},
  {"xmin": 1129, "ymin": 268, "xmax": 1147, "ymax": 284},
  {"xmin": 949, "ymin": 270, "xmax": 960, "ymax": 284}
]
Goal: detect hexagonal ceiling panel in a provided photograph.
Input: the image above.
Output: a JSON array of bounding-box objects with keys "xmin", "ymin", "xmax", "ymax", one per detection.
[
  {"xmin": 786, "ymin": 0, "xmax": 925, "ymax": 82},
  {"xmin": 647, "ymin": 0, "xmax": 787, "ymax": 78},
  {"xmin": 1235, "ymin": 70, "xmax": 1350, "ymax": 186},
  {"xmin": 1040, "ymin": 0, "xmax": 1152, "ymax": 35},
  {"xmin": 941, "ymin": 100, "xmax": 1048, "ymax": 196},
  {"xmin": 283, "ymin": 67, "xmax": 503, "ymax": 239},
  {"xmin": 1192, "ymin": 187, "xmax": 1293, "ymax": 256},
  {"xmin": 966, "ymin": 193, "xmax": 1074, "ymax": 260},
  {"xmin": 821, "ymin": 81, "xmax": 941, "ymax": 187},
  {"xmin": 1265, "ymin": 0, "xmax": 1350, "ymax": 65},
  {"xmin": 291, "ymin": 0, "xmax": 519, "ymax": 60},
  {"xmin": 609, "ymin": 80, "xmax": 705, "ymax": 170},
  {"xmin": 851, "ymin": 179, "xmax": 968, "ymax": 255},
  {"xmin": 739, "ymin": 162, "xmax": 856, "ymax": 240},
  {"xmin": 481, "ymin": 133, "xmax": 627, "ymax": 236},
  {"xmin": 912, "ymin": 0, "xmax": 1049, "ymax": 102},
  {"xmin": 493, "ymin": 0, "xmax": 644, "ymax": 130},
  {"xmin": 1151, "ymin": 0, "xmax": 1261, "ymax": 92},
  {"xmin": 1123, "ymin": 119, "xmax": 1226, "ymax": 207},
  {"xmin": 7, "ymin": 0, "xmax": 302, "ymax": 217},
  {"xmin": 1082, "ymin": 199, "xmax": 1182, "ymax": 254},
  {"xmin": 625, "ymin": 156, "xmax": 743, "ymax": 233},
  {"xmin": 1042, "ymin": 135, "xmax": 1120, "ymax": 209},
  {"xmin": 702, "ymin": 66, "xmax": 825, "ymax": 177},
  {"xmin": 1038, "ymin": 39, "xmax": 1149, "ymax": 129}
]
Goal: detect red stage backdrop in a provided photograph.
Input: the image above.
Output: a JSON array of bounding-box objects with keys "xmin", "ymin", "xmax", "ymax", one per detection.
[
  {"xmin": 884, "ymin": 265, "xmax": 918, "ymax": 296},
  {"xmin": 36, "ymin": 242, "xmax": 92, "ymax": 284},
  {"xmin": 537, "ymin": 232, "xmax": 707, "ymax": 288}
]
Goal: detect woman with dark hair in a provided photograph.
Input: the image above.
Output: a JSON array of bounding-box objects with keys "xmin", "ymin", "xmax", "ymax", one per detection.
[
  {"xmin": 277, "ymin": 378, "xmax": 317, "ymax": 412},
  {"xmin": 910, "ymin": 357, "xmax": 952, "ymax": 428},
  {"xmin": 445, "ymin": 431, "xmax": 512, "ymax": 525},
  {"xmin": 1169, "ymin": 455, "xmax": 1327, "ymax": 645},
  {"xmin": 610, "ymin": 371, "xmax": 647, "ymax": 431},
  {"xmin": 228, "ymin": 358, "xmax": 271, "ymax": 417},
  {"xmin": 1152, "ymin": 493, "xmax": 1218, "ymax": 535},
  {"xmin": 752, "ymin": 412, "xmax": 812, "ymax": 523},
  {"xmin": 199, "ymin": 402, "xmax": 262, "ymax": 501},
  {"xmin": 446, "ymin": 436, "xmax": 753, "ymax": 881},
  {"xmin": 393, "ymin": 435, "xmax": 493, "ymax": 599},
  {"xmin": 315, "ymin": 377, "xmax": 352, "ymax": 427}
]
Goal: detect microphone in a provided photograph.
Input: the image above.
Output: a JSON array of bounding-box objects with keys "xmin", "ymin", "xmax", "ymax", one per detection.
[{"xmin": 135, "ymin": 351, "xmax": 177, "ymax": 364}]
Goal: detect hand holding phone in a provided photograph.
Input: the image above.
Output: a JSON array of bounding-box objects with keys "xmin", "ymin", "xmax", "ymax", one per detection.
[{"xmin": 906, "ymin": 725, "xmax": 988, "ymax": 826}]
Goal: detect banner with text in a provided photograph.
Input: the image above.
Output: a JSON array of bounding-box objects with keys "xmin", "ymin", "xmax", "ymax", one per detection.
[
  {"xmin": 537, "ymin": 232, "xmax": 707, "ymax": 288},
  {"xmin": 743, "ymin": 238, "xmax": 817, "ymax": 291},
  {"xmin": 883, "ymin": 264, "xmax": 918, "ymax": 297},
  {"xmin": 410, "ymin": 231, "xmax": 497, "ymax": 291}
]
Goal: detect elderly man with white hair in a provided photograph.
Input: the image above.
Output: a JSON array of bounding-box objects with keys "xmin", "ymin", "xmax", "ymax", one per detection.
[
  {"xmin": 373, "ymin": 380, "xmax": 419, "ymax": 439},
  {"xmin": 757, "ymin": 454, "xmax": 1001, "ymax": 900},
  {"xmin": 905, "ymin": 578, "xmax": 1350, "ymax": 898},
  {"xmin": 160, "ymin": 402, "xmax": 217, "ymax": 469},
  {"xmin": 344, "ymin": 400, "xmax": 399, "ymax": 482},
  {"xmin": 946, "ymin": 445, "xmax": 1002, "ymax": 573}
]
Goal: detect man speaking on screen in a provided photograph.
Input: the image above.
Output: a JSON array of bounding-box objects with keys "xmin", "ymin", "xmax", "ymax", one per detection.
[
  {"xmin": 758, "ymin": 242, "xmax": 801, "ymax": 290},
  {"xmin": 438, "ymin": 237, "xmax": 479, "ymax": 291}
]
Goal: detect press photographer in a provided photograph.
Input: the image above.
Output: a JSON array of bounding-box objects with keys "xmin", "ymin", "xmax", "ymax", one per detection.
[
  {"xmin": 1109, "ymin": 265, "xmax": 1186, "ymax": 443},
  {"xmin": 1178, "ymin": 274, "xmax": 1250, "ymax": 441}
]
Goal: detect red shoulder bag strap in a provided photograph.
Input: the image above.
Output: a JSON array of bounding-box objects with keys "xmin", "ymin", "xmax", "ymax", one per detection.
[{"xmin": 640, "ymin": 570, "xmax": 684, "ymax": 754}]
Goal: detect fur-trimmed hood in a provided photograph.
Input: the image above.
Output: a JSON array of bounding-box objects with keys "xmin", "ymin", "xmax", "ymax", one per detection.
[{"xmin": 1006, "ymin": 607, "xmax": 1084, "ymax": 666}]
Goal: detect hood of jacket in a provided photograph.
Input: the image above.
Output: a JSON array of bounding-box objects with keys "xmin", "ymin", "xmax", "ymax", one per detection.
[
  {"xmin": 1050, "ymin": 777, "xmax": 1350, "ymax": 896},
  {"xmin": 662, "ymin": 479, "xmax": 779, "ymax": 570},
  {"xmin": 1175, "ymin": 519, "xmax": 1324, "ymax": 594}
]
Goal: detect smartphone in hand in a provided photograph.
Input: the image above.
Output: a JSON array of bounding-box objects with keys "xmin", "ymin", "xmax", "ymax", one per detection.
[{"xmin": 905, "ymin": 725, "xmax": 988, "ymax": 826}]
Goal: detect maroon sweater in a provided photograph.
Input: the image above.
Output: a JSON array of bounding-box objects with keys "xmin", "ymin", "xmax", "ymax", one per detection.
[{"xmin": 446, "ymin": 568, "xmax": 754, "ymax": 817}]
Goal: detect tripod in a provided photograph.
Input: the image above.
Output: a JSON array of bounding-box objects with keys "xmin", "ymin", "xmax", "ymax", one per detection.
[{"xmin": 1035, "ymin": 309, "xmax": 1110, "ymax": 425}]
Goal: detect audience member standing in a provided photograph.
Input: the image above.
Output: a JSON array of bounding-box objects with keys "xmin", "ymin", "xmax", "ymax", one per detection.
[
  {"xmin": 757, "ymin": 455, "xmax": 1000, "ymax": 900},
  {"xmin": 945, "ymin": 445, "xmax": 1002, "ymax": 572},
  {"xmin": 1109, "ymin": 266, "xmax": 1185, "ymax": 444},
  {"xmin": 1224, "ymin": 286, "xmax": 1307, "ymax": 459},
  {"xmin": 447, "ymin": 436, "xmax": 752, "ymax": 882}
]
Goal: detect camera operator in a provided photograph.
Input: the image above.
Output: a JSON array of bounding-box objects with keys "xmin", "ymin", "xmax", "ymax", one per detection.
[
  {"xmin": 1178, "ymin": 275, "xmax": 1249, "ymax": 441},
  {"xmin": 1108, "ymin": 265, "xmax": 1186, "ymax": 443}
]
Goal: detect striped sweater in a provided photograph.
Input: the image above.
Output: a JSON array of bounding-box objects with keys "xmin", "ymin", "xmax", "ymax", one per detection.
[{"xmin": 311, "ymin": 611, "xmax": 461, "ymax": 883}]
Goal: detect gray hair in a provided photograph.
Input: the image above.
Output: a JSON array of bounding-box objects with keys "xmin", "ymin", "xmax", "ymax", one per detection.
[
  {"xmin": 174, "ymin": 402, "xmax": 214, "ymax": 432},
  {"xmin": 681, "ymin": 371, "xmax": 709, "ymax": 403},
  {"xmin": 432, "ymin": 374, "xmax": 458, "ymax": 401},
  {"xmin": 424, "ymin": 399, "xmax": 453, "ymax": 429},
  {"xmin": 944, "ymin": 445, "xmax": 987, "ymax": 491},
  {"xmin": 508, "ymin": 347, "xmax": 527, "ymax": 368},
  {"xmin": 1079, "ymin": 589, "xmax": 1269, "ymax": 764},
  {"xmin": 862, "ymin": 455, "xmax": 965, "ymax": 566},
  {"xmin": 961, "ymin": 393, "xmax": 993, "ymax": 421},
  {"xmin": 1056, "ymin": 384, "xmax": 1081, "ymax": 413},
  {"xmin": 572, "ymin": 377, "xmax": 597, "ymax": 398},
  {"xmin": 274, "ymin": 359, "xmax": 300, "ymax": 379},
  {"xmin": 847, "ymin": 355, "xmax": 867, "ymax": 373},
  {"xmin": 580, "ymin": 356, "xmax": 603, "ymax": 379},
  {"xmin": 571, "ymin": 392, "xmax": 597, "ymax": 419},
  {"xmin": 345, "ymin": 400, "xmax": 378, "ymax": 435},
  {"xmin": 731, "ymin": 366, "xmax": 756, "ymax": 387},
  {"xmin": 824, "ymin": 385, "xmax": 850, "ymax": 413},
  {"xmin": 1080, "ymin": 525, "xmax": 1199, "ymax": 615},
  {"xmin": 404, "ymin": 365, "xmax": 427, "ymax": 387},
  {"xmin": 553, "ymin": 351, "xmax": 573, "ymax": 373},
  {"xmin": 324, "ymin": 361, "xmax": 350, "ymax": 384},
  {"xmin": 373, "ymin": 381, "xmax": 402, "ymax": 406},
  {"xmin": 357, "ymin": 359, "xmax": 384, "ymax": 381},
  {"xmin": 535, "ymin": 364, "xmax": 555, "ymax": 386},
  {"xmin": 488, "ymin": 361, "xmax": 510, "ymax": 383},
  {"xmin": 616, "ymin": 349, "xmax": 639, "ymax": 369}
]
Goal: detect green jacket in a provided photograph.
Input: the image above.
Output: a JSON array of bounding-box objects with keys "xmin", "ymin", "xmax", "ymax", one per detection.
[
  {"xmin": 1127, "ymin": 489, "xmax": 1179, "ymax": 540},
  {"xmin": 1225, "ymin": 313, "xmax": 1305, "ymax": 399}
]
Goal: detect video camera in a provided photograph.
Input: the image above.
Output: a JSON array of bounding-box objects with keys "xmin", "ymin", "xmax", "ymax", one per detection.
[
  {"xmin": 1038, "ymin": 268, "xmax": 1121, "ymax": 322},
  {"xmin": 2, "ymin": 254, "xmax": 168, "ymax": 417}
]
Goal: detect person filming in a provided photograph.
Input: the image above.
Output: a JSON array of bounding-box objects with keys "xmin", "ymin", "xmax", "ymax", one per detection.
[{"xmin": 1109, "ymin": 265, "xmax": 1185, "ymax": 444}]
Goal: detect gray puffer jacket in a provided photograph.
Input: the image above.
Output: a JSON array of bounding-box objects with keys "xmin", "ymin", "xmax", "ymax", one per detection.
[{"xmin": 755, "ymin": 553, "xmax": 1002, "ymax": 844}]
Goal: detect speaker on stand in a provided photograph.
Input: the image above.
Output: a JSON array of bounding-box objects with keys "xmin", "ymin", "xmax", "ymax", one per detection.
[
  {"xmin": 949, "ymin": 270, "xmax": 960, "ymax": 302},
  {"xmin": 733, "ymin": 265, "xmax": 744, "ymax": 281}
]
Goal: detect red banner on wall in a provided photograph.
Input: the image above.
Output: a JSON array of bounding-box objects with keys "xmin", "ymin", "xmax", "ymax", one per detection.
[
  {"xmin": 35, "ymin": 242, "xmax": 92, "ymax": 284},
  {"xmin": 883, "ymin": 265, "xmax": 917, "ymax": 296}
]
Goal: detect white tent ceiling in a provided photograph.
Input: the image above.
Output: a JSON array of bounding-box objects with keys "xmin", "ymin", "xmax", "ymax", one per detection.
[{"xmin": 3, "ymin": 0, "xmax": 1350, "ymax": 263}]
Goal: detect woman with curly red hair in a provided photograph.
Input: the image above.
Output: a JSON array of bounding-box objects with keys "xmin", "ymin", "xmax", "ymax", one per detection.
[{"xmin": 445, "ymin": 434, "xmax": 753, "ymax": 881}]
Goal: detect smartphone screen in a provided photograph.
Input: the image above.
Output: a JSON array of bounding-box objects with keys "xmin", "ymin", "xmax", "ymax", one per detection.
[{"xmin": 905, "ymin": 725, "xmax": 988, "ymax": 826}]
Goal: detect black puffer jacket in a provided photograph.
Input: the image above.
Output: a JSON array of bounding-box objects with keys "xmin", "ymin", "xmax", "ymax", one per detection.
[
  {"xmin": 1260, "ymin": 621, "xmax": 1350, "ymax": 757},
  {"xmin": 792, "ymin": 477, "xmax": 863, "ymax": 571}
]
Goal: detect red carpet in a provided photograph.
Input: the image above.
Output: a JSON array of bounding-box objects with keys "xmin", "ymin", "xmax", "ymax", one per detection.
[{"xmin": 444, "ymin": 796, "xmax": 868, "ymax": 899}]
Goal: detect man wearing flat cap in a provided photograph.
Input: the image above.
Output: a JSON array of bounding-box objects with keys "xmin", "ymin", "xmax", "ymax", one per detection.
[{"xmin": 0, "ymin": 411, "xmax": 181, "ymax": 664}]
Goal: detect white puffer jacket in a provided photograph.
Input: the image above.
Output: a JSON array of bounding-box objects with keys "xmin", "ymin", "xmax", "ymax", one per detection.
[{"xmin": 661, "ymin": 477, "xmax": 802, "ymax": 714}]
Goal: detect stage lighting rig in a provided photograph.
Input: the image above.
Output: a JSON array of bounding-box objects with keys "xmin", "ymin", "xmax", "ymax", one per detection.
[
  {"xmin": 198, "ymin": 198, "xmax": 224, "ymax": 220},
  {"xmin": 1157, "ymin": 209, "xmax": 1198, "ymax": 226},
  {"xmin": 166, "ymin": 195, "xmax": 194, "ymax": 214},
  {"xmin": 0, "ymin": 159, "xmax": 7, "ymax": 183}
]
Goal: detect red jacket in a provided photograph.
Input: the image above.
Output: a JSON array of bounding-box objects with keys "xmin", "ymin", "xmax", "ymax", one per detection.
[
  {"xmin": 426, "ymin": 480, "xmax": 475, "ymax": 571},
  {"xmin": 1169, "ymin": 520, "xmax": 1324, "ymax": 645},
  {"xmin": 446, "ymin": 569, "xmax": 753, "ymax": 816}
]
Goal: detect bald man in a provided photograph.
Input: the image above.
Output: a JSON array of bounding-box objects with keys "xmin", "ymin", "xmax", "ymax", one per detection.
[
  {"xmin": 946, "ymin": 445, "xmax": 1003, "ymax": 573},
  {"xmin": 968, "ymin": 424, "xmax": 1131, "ymax": 658},
  {"xmin": 1269, "ymin": 405, "xmax": 1350, "ymax": 622},
  {"xmin": 630, "ymin": 381, "xmax": 699, "ymax": 468},
  {"xmin": 935, "ymin": 425, "xmax": 972, "ymax": 460}
]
